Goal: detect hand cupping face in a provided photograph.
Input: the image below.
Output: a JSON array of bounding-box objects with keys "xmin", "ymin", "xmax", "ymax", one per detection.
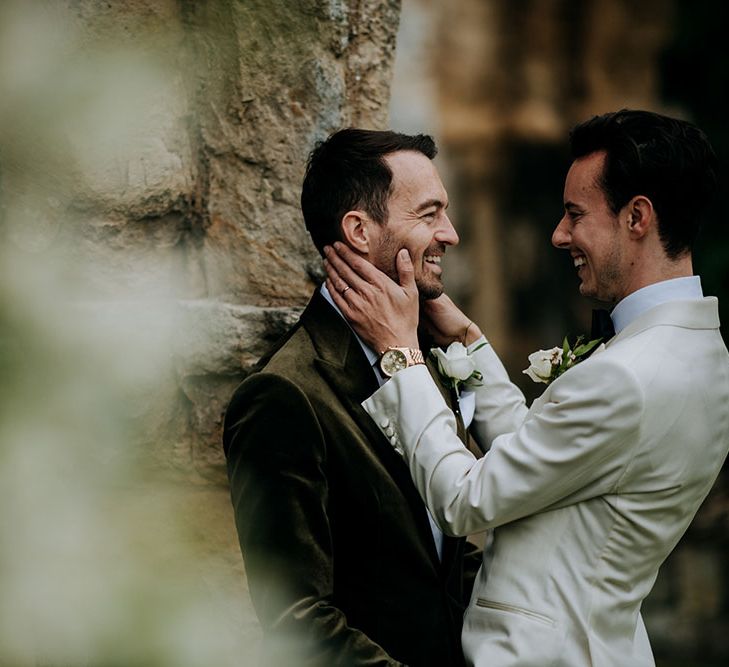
[{"xmin": 323, "ymin": 243, "xmax": 420, "ymax": 352}]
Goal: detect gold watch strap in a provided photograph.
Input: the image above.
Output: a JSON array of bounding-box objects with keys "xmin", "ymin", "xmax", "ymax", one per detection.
[
  {"xmin": 407, "ymin": 348, "xmax": 424, "ymax": 365},
  {"xmin": 380, "ymin": 347, "xmax": 424, "ymax": 366}
]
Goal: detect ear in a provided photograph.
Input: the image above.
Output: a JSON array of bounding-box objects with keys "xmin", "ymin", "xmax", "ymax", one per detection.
[
  {"xmin": 624, "ymin": 196, "xmax": 654, "ymax": 240},
  {"xmin": 340, "ymin": 210, "xmax": 377, "ymax": 254}
]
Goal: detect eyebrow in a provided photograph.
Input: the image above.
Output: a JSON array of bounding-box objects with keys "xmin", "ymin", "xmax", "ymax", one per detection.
[
  {"xmin": 415, "ymin": 198, "xmax": 447, "ymax": 213},
  {"xmin": 564, "ymin": 200, "xmax": 584, "ymax": 212}
]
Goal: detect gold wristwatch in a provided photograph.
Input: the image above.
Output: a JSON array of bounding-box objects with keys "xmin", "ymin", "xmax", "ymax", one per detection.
[{"xmin": 379, "ymin": 347, "xmax": 425, "ymax": 378}]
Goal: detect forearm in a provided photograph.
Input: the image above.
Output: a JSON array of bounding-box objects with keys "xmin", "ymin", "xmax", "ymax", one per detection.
[
  {"xmin": 467, "ymin": 338, "xmax": 528, "ymax": 448},
  {"xmin": 362, "ymin": 355, "xmax": 644, "ymax": 536},
  {"xmin": 362, "ymin": 365, "xmax": 483, "ymax": 536}
]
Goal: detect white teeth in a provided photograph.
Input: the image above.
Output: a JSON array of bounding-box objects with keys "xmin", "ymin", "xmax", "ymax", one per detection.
[
  {"xmin": 574, "ymin": 256, "xmax": 586, "ymax": 268},
  {"xmin": 424, "ymin": 255, "xmax": 441, "ymax": 264}
]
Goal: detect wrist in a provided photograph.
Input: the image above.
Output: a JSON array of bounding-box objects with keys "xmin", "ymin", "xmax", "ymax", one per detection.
[
  {"xmin": 461, "ymin": 321, "xmax": 483, "ymax": 346},
  {"xmin": 376, "ymin": 337, "xmax": 419, "ymax": 353},
  {"xmin": 379, "ymin": 346, "xmax": 425, "ymax": 378}
]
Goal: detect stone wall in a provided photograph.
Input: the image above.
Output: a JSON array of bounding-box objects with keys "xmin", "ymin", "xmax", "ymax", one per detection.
[
  {"xmin": 2, "ymin": 0, "xmax": 401, "ymax": 479},
  {"xmin": 0, "ymin": 1, "xmax": 401, "ymax": 663}
]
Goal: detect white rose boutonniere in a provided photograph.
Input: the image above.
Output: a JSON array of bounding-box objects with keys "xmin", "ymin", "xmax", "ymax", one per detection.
[
  {"xmin": 523, "ymin": 336, "xmax": 603, "ymax": 385},
  {"xmin": 431, "ymin": 341, "xmax": 487, "ymax": 393}
]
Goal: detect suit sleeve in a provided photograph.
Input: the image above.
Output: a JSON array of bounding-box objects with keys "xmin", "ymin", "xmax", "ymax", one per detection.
[
  {"xmin": 468, "ymin": 339, "xmax": 529, "ymax": 449},
  {"xmin": 362, "ymin": 355, "xmax": 645, "ymax": 537},
  {"xmin": 224, "ymin": 373, "xmax": 405, "ymax": 666}
]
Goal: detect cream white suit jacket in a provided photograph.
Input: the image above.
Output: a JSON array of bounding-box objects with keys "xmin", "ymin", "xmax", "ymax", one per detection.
[{"xmin": 363, "ymin": 298, "xmax": 729, "ymax": 667}]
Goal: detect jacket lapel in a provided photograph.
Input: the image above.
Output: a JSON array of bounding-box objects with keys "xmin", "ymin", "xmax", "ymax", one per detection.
[{"xmin": 301, "ymin": 291, "xmax": 443, "ymax": 565}]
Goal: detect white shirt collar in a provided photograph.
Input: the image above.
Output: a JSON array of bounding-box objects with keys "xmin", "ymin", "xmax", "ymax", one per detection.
[
  {"xmin": 319, "ymin": 283, "xmax": 381, "ymax": 369},
  {"xmin": 610, "ymin": 276, "xmax": 703, "ymax": 335}
]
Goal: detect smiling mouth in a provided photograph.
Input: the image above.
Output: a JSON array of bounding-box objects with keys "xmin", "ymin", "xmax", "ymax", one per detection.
[
  {"xmin": 573, "ymin": 256, "xmax": 586, "ymax": 269},
  {"xmin": 424, "ymin": 255, "xmax": 442, "ymax": 266}
]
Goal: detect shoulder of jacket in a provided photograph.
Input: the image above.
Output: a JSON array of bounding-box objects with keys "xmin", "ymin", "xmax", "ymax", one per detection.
[{"xmin": 554, "ymin": 349, "xmax": 646, "ymax": 408}]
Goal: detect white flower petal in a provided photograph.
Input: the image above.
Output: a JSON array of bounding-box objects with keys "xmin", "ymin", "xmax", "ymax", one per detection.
[
  {"xmin": 523, "ymin": 366, "xmax": 549, "ymax": 383},
  {"xmin": 431, "ymin": 343, "xmax": 477, "ymax": 381}
]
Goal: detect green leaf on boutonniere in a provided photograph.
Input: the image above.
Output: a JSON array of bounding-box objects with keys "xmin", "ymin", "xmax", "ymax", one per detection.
[
  {"xmin": 573, "ymin": 337, "xmax": 603, "ymax": 357},
  {"xmin": 524, "ymin": 335, "xmax": 604, "ymax": 386}
]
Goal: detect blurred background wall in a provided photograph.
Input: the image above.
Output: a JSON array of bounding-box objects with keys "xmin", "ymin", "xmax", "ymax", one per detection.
[
  {"xmin": 390, "ymin": 1, "xmax": 728, "ymax": 665},
  {"xmin": 0, "ymin": 1, "xmax": 399, "ymax": 664},
  {"xmin": 0, "ymin": 0, "xmax": 726, "ymax": 665}
]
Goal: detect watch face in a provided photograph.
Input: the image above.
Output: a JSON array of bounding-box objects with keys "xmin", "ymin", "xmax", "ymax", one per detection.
[{"xmin": 380, "ymin": 349, "xmax": 408, "ymax": 377}]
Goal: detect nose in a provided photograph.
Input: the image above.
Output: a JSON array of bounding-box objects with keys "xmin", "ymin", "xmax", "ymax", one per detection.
[
  {"xmin": 437, "ymin": 214, "xmax": 460, "ymax": 247},
  {"xmin": 552, "ymin": 215, "xmax": 571, "ymax": 249}
]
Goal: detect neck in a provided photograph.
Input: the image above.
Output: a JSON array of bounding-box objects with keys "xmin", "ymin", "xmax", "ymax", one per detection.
[{"xmin": 620, "ymin": 252, "xmax": 693, "ymax": 302}]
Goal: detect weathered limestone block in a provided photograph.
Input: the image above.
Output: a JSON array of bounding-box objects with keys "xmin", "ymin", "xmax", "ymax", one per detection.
[
  {"xmin": 187, "ymin": 0, "xmax": 401, "ymax": 306},
  {"xmin": 1, "ymin": 3, "xmax": 402, "ymax": 659},
  {"xmin": 1, "ymin": 0, "xmax": 402, "ymax": 480},
  {"xmin": 172, "ymin": 301, "xmax": 302, "ymax": 481},
  {"xmin": 175, "ymin": 302, "xmax": 302, "ymax": 376}
]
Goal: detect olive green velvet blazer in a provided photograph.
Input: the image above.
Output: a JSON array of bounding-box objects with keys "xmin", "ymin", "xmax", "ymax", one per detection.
[{"xmin": 224, "ymin": 290, "xmax": 481, "ymax": 666}]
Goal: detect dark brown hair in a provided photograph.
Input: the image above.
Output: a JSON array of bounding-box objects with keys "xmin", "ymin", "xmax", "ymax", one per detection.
[
  {"xmin": 569, "ymin": 109, "xmax": 718, "ymax": 258},
  {"xmin": 301, "ymin": 128, "xmax": 437, "ymax": 253}
]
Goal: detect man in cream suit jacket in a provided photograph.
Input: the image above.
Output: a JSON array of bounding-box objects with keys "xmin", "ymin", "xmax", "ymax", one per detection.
[{"xmin": 324, "ymin": 110, "xmax": 729, "ymax": 666}]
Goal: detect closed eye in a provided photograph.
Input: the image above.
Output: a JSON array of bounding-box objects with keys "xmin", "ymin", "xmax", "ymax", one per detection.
[
  {"xmin": 564, "ymin": 207, "xmax": 584, "ymax": 223},
  {"xmin": 564, "ymin": 201, "xmax": 584, "ymax": 222},
  {"xmin": 415, "ymin": 198, "xmax": 448, "ymax": 221}
]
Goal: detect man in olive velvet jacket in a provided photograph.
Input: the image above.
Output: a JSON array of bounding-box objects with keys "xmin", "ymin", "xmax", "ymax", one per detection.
[{"xmin": 223, "ymin": 129, "xmax": 482, "ymax": 666}]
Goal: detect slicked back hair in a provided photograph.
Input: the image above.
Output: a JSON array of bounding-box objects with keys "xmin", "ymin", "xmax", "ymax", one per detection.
[
  {"xmin": 569, "ymin": 109, "xmax": 718, "ymax": 258},
  {"xmin": 301, "ymin": 128, "xmax": 437, "ymax": 254}
]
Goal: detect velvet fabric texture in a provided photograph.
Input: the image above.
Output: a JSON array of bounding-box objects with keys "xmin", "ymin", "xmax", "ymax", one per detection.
[{"xmin": 224, "ymin": 290, "xmax": 481, "ymax": 666}]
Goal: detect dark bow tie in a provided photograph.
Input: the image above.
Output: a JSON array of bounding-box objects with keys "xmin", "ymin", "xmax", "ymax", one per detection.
[{"xmin": 591, "ymin": 308, "xmax": 615, "ymax": 341}]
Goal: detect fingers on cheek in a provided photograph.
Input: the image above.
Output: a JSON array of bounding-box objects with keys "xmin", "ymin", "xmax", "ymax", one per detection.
[{"xmin": 326, "ymin": 264, "xmax": 341, "ymax": 281}]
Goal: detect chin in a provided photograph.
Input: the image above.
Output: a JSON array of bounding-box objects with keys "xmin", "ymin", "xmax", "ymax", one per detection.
[
  {"xmin": 416, "ymin": 281, "xmax": 444, "ymax": 301},
  {"xmin": 578, "ymin": 282, "xmax": 596, "ymax": 298}
]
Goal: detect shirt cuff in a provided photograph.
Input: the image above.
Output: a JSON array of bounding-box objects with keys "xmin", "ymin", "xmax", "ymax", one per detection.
[{"xmin": 466, "ymin": 335, "xmax": 489, "ymax": 354}]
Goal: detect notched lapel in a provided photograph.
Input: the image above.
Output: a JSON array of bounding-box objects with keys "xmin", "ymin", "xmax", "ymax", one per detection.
[{"xmin": 303, "ymin": 291, "xmax": 442, "ymax": 565}]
